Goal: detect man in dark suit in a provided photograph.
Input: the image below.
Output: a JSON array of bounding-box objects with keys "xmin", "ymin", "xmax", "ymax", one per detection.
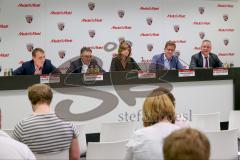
[
  {"xmin": 150, "ymin": 41, "xmax": 184, "ymax": 71},
  {"xmin": 66, "ymin": 47, "xmax": 104, "ymax": 73},
  {"xmin": 190, "ymin": 40, "xmax": 223, "ymax": 69},
  {"xmin": 13, "ymin": 48, "xmax": 57, "ymax": 75}
]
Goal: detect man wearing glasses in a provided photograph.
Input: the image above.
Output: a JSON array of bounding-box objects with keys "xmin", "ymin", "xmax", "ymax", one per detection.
[
  {"xmin": 67, "ymin": 47, "xmax": 104, "ymax": 73},
  {"xmin": 149, "ymin": 41, "xmax": 184, "ymax": 71}
]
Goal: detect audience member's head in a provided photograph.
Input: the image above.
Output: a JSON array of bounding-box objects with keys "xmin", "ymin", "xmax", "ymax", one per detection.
[
  {"xmin": 142, "ymin": 87, "xmax": 176, "ymax": 127},
  {"xmin": 163, "ymin": 128, "xmax": 210, "ymax": 160},
  {"xmin": 28, "ymin": 84, "xmax": 53, "ymax": 111}
]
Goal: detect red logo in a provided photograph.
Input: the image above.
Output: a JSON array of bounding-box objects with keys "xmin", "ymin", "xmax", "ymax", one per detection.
[
  {"xmin": 81, "ymin": 18, "xmax": 102, "ymax": 22},
  {"xmin": 173, "ymin": 25, "xmax": 180, "ymax": 32},
  {"xmin": 146, "ymin": 17, "xmax": 153, "ymax": 25},
  {"xmin": 139, "ymin": 6, "xmax": 159, "ymax": 11},
  {"xmin": 118, "ymin": 10, "xmax": 125, "ymax": 18},
  {"xmin": 88, "ymin": 2, "xmax": 95, "ymax": 11},
  {"xmin": 193, "ymin": 22, "xmax": 210, "ymax": 25},
  {"xmin": 199, "ymin": 32, "xmax": 205, "ymax": 39},
  {"xmin": 217, "ymin": 4, "xmax": 234, "ymax": 8},
  {"xmin": 88, "ymin": 30, "xmax": 95, "ymax": 38},
  {"xmin": 167, "ymin": 14, "xmax": 186, "ymax": 18},
  {"xmin": 218, "ymin": 53, "xmax": 234, "ymax": 56},
  {"xmin": 26, "ymin": 43, "xmax": 34, "ymax": 52},
  {"xmin": 25, "ymin": 15, "xmax": 33, "ymax": 24},
  {"xmin": 19, "ymin": 32, "xmax": 41, "ymax": 36},
  {"xmin": 58, "ymin": 50, "xmax": 66, "ymax": 59},
  {"xmin": 50, "ymin": 39, "xmax": 73, "ymax": 43},
  {"xmin": 50, "ymin": 11, "xmax": 72, "ymax": 15},
  {"xmin": 223, "ymin": 14, "xmax": 228, "ymax": 21},
  {"xmin": 118, "ymin": 37, "xmax": 125, "ymax": 43},
  {"xmin": 198, "ymin": 7, "xmax": 205, "ymax": 15},
  {"xmin": 0, "ymin": 24, "xmax": 8, "ymax": 28},
  {"xmin": 147, "ymin": 44, "xmax": 153, "ymax": 52},
  {"xmin": 18, "ymin": 3, "xmax": 40, "ymax": 7},
  {"xmin": 111, "ymin": 26, "xmax": 132, "ymax": 30},
  {"xmin": 0, "ymin": 53, "xmax": 10, "ymax": 57},
  {"xmin": 140, "ymin": 33, "xmax": 159, "ymax": 37},
  {"xmin": 57, "ymin": 22, "xmax": 65, "ymax": 31},
  {"xmin": 223, "ymin": 39, "xmax": 229, "ymax": 46}
]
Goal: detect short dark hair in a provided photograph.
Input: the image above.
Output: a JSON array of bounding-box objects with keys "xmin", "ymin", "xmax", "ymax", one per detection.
[
  {"xmin": 165, "ymin": 41, "xmax": 176, "ymax": 49},
  {"xmin": 28, "ymin": 84, "xmax": 53, "ymax": 105},
  {"xmin": 32, "ymin": 48, "xmax": 44, "ymax": 57},
  {"xmin": 80, "ymin": 47, "xmax": 92, "ymax": 54}
]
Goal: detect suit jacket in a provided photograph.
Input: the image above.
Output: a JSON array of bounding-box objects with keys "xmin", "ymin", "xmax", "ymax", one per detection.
[
  {"xmin": 13, "ymin": 59, "xmax": 56, "ymax": 75},
  {"xmin": 110, "ymin": 57, "xmax": 141, "ymax": 71},
  {"xmin": 66, "ymin": 58, "xmax": 104, "ymax": 73},
  {"xmin": 189, "ymin": 52, "xmax": 223, "ymax": 69},
  {"xmin": 149, "ymin": 53, "xmax": 184, "ymax": 71}
]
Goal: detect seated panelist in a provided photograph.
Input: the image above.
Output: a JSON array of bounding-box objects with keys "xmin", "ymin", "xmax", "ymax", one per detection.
[
  {"xmin": 13, "ymin": 48, "xmax": 57, "ymax": 75},
  {"xmin": 149, "ymin": 41, "xmax": 184, "ymax": 71},
  {"xmin": 110, "ymin": 40, "xmax": 141, "ymax": 71},
  {"xmin": 189, "ymin": 40, "xmax": 223, "ymax": 69},
  {"xmin": 66, "ymin": 47, "xmax": 104, "ymax": 74}
]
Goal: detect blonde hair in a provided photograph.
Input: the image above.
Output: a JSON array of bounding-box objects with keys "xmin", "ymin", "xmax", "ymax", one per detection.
[
  {"xmin": 142, "ymin": 87, "xmax": 176, "ymax": 127},
  {"xmin": 163, "ymin": 128, "xmax": 210, "ymax": 160}
]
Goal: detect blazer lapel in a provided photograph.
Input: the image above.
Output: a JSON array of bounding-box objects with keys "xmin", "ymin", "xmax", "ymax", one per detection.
[{"xmin": 198, "ymin": 53, "xmax": 203, "ymax": 67}]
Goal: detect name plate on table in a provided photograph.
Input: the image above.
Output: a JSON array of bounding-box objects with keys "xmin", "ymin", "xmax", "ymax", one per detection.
[
  {"xmin": 83, "ymin": 73, "xmax": 103, "ymax": 81},
  {"xmin": 178, "ymin": 70, "xmax": 195, "ymax": 77},
  {"xmin": 213, "ymin": 68, "xmax": 228, "ymax": 76},
  {"xmin": 40, "ymin": 75, "xmax": 60, "ymax": 84},
  {"xmin": 138, "ymin": 72, "xmax": 156, "ymax": 79}
]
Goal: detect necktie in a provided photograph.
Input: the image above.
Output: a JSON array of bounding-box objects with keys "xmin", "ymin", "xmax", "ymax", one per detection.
[{"xmin": 205, "ymin": 57, "xmax": 208, "ymax": 68}]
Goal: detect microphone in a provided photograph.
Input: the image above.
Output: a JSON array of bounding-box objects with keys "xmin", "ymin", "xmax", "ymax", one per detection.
[{"xmin": 174, "ymin": 51, "xmax": 190, "ymax": 68}]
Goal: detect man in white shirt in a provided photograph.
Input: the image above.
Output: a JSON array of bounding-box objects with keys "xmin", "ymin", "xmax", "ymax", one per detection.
[
  {"xmin": 67, "ymin": 47, "xmax": 104, "ymax": 73},
  {"xmin": 0, "ymin": 130, "xmax": 35, "ymax": 159},
  {"xmin": 190, "ymin": 40, "xmax": 223, "ymax": 69}
]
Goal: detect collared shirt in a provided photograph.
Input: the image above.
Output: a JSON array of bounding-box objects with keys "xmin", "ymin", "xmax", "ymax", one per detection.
[
  {"xmin": 81, "ymin": 60, "xmax": 89, "ymax": 73},
  {"xmin": 34, "ymin": 65, "xmax": 42, "ymax": 75},
  {"xmin": 163, "ymin": 54, "xmax": 172, "ymax": 69},
  {"xmin": 201, "ymin": 53, "xmax": 210, "ymax": 68}
]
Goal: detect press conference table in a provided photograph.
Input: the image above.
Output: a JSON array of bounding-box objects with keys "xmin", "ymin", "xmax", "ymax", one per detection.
[{"xmin": 0, "ymin": 68, "xmax": 240, "ymax": 109}]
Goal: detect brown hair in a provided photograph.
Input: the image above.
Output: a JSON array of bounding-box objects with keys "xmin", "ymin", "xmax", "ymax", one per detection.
[
  {"xmin": 28, "ymin": 84, "xmax": 53, "ymax": 106},
  {"xmin": 164, "ymin": 41, "xmax": 176, "ymax": 49},
  {"xmin": 81, "ymin": 47, "xmax": 92, "ymax": 54},
  {"xmin": 32, "ymin": 48, "xmax": 44, "ymax": 57},
  {"xmin": 163, "ymin": 128, "xmax": 210, "ymax": 160},
  {"xmin": 142, "ymin": 87, "xmax": 176, "ymax": 127},
  {"xmin": 117, "ymin": 41, "xmax": 132, "ymax": 60}
]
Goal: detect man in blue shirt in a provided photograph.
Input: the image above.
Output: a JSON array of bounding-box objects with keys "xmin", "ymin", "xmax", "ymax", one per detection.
[{"xmin": 149, "ymin": 41, "xmax": 184, "ymax": 72}]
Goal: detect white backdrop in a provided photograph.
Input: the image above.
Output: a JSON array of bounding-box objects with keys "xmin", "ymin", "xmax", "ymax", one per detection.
[
  {"xmin": 0, "ymin": 80, "xmax": 233, "ymax": 133},
  {"xmin": 0, "ymin": 0, "xmax": 239, "ymax": 72}
]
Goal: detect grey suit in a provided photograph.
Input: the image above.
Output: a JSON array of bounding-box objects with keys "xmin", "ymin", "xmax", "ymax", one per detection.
[{"xmin": 189, "ymin": 52, "xmax": 223, "ymax": 69}]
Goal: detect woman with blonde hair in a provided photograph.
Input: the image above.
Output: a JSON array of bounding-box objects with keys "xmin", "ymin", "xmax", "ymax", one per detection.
[
  {"xmin": 110, "ymin": 40, "xmax": 141, "ymax": 71},
  {"xmin": 124, "ymin": 87, "xmax": 179, "ymax": 160}
]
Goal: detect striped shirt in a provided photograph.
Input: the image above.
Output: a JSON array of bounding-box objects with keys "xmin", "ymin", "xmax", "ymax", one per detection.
[{"xmin": 12, "ymin": 113, "xmax": 79, "ymax": 154}]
